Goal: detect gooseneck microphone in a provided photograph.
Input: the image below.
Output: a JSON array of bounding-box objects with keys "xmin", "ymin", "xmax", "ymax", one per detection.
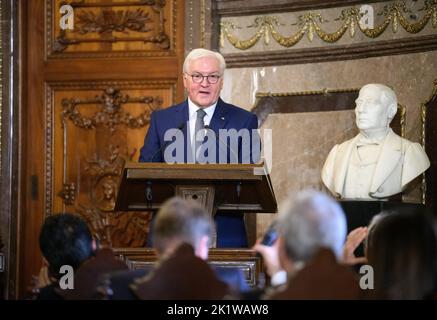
[{"xmin": 148, "ymin": 122, "xmax": 187, "ymax": 162}]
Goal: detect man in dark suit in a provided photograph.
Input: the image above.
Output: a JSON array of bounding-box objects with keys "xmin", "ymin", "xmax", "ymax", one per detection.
[{"xmin": 139, "ymin": 48, "xmax": 260, "ymax": 247}]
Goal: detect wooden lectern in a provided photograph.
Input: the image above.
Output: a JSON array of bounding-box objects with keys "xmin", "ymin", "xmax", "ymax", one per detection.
[{"xmin": 115, "ymin": 162, "xmax": 277, "ymax": 247}]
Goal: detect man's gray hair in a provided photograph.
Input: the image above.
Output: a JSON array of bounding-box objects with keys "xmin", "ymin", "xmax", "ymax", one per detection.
[
  {"xmin": 153, "ymin": 197, "xmax": 214, "ymax": 253},
  {"xmin": 278, "ymin": 190, "xmax": 347, "ymax": 262},
  {"xmin": 183, "ymin": 48, "xmax": 226, "ymax": 75}
]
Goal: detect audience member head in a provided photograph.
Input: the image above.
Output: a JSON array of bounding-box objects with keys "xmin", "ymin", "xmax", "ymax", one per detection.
[
  {"xmin": 278, "ymin": 190, "xmax": 347, "ymax": 266},
  {"xmin": 39, "ymin": 213, "xmax": 95, "ymax": 278},
  {"xmin": 153, "ymin": 197, "xmax": 214, "ymax": 260},
  {"xmin": 363, "ymin": 211, "xmax": 388, "ymax": 256},
  {"xmin": 366, "ymin": 207, "xmax": 437, "ymax": 299}
]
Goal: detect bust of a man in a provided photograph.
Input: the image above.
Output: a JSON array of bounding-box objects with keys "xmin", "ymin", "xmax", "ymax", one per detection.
[{"xmin": 321, "ymin": 83, "xmax": 430, "ymax": 199}]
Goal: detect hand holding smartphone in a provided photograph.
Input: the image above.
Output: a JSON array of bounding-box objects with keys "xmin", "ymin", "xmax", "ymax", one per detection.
[{"xmin": 261, "ymin": 221, "xmax": 279, "ymax": 246}]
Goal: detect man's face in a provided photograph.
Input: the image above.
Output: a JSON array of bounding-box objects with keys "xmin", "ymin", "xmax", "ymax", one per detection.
[
  {"xmin": 183, "ymin": 56, "xmax": 223, "ymax": 108},
  {"xmin": 355, "ymin": 87, "xmax": 390, "ymax": 131}
]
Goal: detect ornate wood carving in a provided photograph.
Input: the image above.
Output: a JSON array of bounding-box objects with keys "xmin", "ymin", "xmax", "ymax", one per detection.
[
  {"xmin": 61, "ymin": 86, "xmax": 162, "ymax": 133},
  {"xmin": 48, "ymin": 0, "xmax": 176, "ymax": 57},
  {"xmin": 48, "ymin": 83, "xmax": 173, "ymax": 247},
  {"xmin": 175, "ymin": 185, "xmax": 217, "ymax": 247}
]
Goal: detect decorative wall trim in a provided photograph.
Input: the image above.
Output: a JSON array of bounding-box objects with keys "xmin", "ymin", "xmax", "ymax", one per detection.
[
  {"xmin": 200, "ymin": 0, "xmax": 206, "ymax": 48},
  {"xmin": 46, "ymin": 0, "xmax": 178, "ymax": 59},
  {"xmin": 0, "ymin": 0, "xmax": 19, "ymax": 299},
  {"xmin": 253, "ymin": 88, "xmax": 405, "ymax": 136},
  {"xmin": 185, "ymin": 0, "xmax": 212, "ymax": 52},
  {"xmin": 422, "ymin": 79, "xmax": 437, "ymax": 207},
  {"xmin": 0, "ymin": 0, "xmax": 2, "ymax": 175},
  {"xmin": 220, "ymin": 2, "xmax": 437, "ymax": 50},
  {"xmin": 220, "ymin": 1, "xmax": 437, "ymax": 50},
  {"xmin": 215, "ymin": 0, "xmax": 387, "ymax": 17},
  {"xmin": 224, "ymin": 34, "xmax": 437, "ymax": 68}
]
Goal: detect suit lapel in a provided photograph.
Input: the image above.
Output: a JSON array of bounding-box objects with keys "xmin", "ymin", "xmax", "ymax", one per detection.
[
  {"xmin": 209, "ymin": 98, "xmax": 230, "ymax": 133},
  {"xmin": 370, "ymin": 130, "xmax": 402, "ymax": 192},
  {"xmin": 173, "ymin": 100, "xmax": 191, "ymax": 162}
]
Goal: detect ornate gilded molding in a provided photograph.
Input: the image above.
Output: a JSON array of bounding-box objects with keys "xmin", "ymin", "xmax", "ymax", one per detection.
[
  {"xmin": 61, "ymin": 87, "xmax": 162, "ymax": 134},
  {"xmin": 220, "ymin": 1, "xmax": 437, "ymax": 50},
  {"xmin": 421, "ymin": 78, "xmax": 437, "ymax": 204}
]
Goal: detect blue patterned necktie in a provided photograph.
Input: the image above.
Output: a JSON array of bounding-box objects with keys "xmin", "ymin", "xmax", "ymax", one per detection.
[{"xmin": 194, "ymin": 109, "xmax": 207, "ymax": 162}]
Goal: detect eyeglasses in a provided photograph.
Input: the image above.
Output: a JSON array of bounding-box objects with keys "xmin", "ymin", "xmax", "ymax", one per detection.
[{"xmin": 185, "ymin": 73, "xmax": 221, "ymax": 84}]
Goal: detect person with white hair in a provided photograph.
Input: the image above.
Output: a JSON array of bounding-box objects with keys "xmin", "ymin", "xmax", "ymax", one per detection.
[
  {"xmin": 139, "ymin": 48, "xmax": 260, "ymax": 248},
  {"xmin": 254, "ymin": 190, "xmax": 361, "ymax": 299},
  {"xmin": 322, "ymin": 83, "xmax": 430, "ymax": 199}
]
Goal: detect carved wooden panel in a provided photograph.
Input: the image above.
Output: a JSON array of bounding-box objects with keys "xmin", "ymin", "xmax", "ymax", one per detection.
[
  {"xmin": 19, "ymin": 0, "xmax": 185, "ymax": 297},
  {"xmin": 115, "ymin": 248, "xmax": 263, "ymax": 288},
  {"xmin": 49, "ymin": 81, "xmax": 175, "ymax": 247},
  {"xmin": 48, "ymin": 0, "xmax": 178, "ymax": 58}
]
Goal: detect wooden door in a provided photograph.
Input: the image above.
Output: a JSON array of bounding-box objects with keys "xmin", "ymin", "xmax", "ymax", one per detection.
[{"xmin": 19, "ymin": 0, "xmax": 185, "ymax": 297}]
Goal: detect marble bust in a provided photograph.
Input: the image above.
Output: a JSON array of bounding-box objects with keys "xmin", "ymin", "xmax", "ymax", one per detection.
[{"xmin": 321, "ymin": 83, "xmax": 430, "ymax": 199}]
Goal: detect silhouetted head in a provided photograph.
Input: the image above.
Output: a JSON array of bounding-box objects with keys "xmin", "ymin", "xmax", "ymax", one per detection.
[{"xmin": 39, "ymin": 213, "xmax": 94, "ymax": 278}]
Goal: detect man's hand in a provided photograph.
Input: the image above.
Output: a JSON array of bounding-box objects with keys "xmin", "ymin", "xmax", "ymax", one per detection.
[
  {"xmin": 342, "ymin": 226, "xmax": 368, "ymax": 265},
  {"xmin": 252, "ymin": 237, "xmax": 283, "ymax": 277}
]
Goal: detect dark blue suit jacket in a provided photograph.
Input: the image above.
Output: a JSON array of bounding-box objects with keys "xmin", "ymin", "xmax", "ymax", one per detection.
[
  {"xmin": 139, "ymin": 98, "xmax": 259, "ymax": 164},
  {"xmin": 139, "ymin": 98, "xmax": 259, "ymax": 248}
]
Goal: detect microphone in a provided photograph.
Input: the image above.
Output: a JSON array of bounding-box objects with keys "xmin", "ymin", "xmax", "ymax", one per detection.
[
  {"xmin": 148, "ymin": 122, "xmax": 187, "ymax": 162},
  {"xmin": 203, "ymin": 125, "xmax": 240, "ymax": 163}
]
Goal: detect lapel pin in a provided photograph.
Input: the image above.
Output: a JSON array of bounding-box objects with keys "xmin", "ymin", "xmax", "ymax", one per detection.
[{"xmin": 221, "ymin": 117, "xmax": 225, "ymax": 121}]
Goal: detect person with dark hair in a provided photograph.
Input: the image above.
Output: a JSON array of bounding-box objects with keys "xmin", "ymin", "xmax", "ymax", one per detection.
[
  {"xmin": 35, "ymin": 212, "xmax": 128, "ymax": 300},
  {"xmin": 366, "ymin": 208, "xmax": 437, "ymax": 299},
  {"xmin": 35, "ymin": 213, "xmax": 96, "ymax": 299}
]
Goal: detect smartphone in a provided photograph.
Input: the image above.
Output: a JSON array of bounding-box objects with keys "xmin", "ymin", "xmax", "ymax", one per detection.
[{"xmin": 261, "ymin": 221, "xmax": 279, "ymax": 246}]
